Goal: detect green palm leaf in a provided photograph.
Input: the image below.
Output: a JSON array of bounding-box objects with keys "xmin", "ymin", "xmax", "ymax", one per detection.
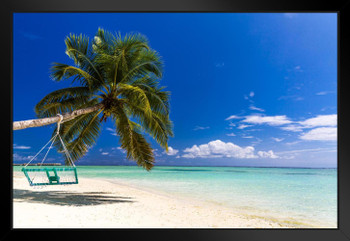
[
  {"xmin": 35, "ymin": 87, "xmax": 91, "ymax": 117},
  {"xmin": 112, "ymin": 107, "xmax": 154, "ymax": 170},
  {"xmin": 61, "ymin": 110, "xmax": 102, "ymax": 163}
]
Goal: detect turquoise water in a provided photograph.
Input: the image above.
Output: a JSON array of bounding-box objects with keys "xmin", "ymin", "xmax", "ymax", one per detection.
[{"xmin": 14, "ymin": 165, "xmax": 337, "ymax": 227}]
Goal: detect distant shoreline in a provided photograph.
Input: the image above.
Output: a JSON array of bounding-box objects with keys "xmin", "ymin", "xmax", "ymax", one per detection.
[
  {"xmin": 12, "ymin": 163, "xmax": 338, "ymax": 169},
  {"xmin": 13, "ymin": 163, "xmax": 62, "ymax": 166},
  {"xmin": 13, "ymin": 164, "xmax": 336, "ymax": 169}
]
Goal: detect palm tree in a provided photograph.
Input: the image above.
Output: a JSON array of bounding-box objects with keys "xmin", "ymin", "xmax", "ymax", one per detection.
[{"xmin": 18, "ymin": 28, "xmax": 173, "ymax": 170}]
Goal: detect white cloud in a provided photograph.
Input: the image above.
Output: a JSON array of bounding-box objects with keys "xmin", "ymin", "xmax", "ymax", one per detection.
[
  {"xmin": 242, "ymin": 114, "xmax": 292, "ymax": 126},
  {"xmin": 193, "ymin": 126, "xmax": 210, "ymax": 131},
  {"xmin": 316, "ymin": 91, "xmax": 335, "ymax": 96},
  {"xmin": 182, "ymin": 140, "xmax": 257, "ymax": 159},
  {"xmin": 152, "ymin": 149, "xmax": 161, "ymax": 157},
  {"xmin": 298, "ymin": 114, "xmax": 337, "ymax": 128},
  {"xmin": 285, "ymin": 141, "xmax": 301, "ymax": 146},
  {"xmin": 237, "ymin": 124, "xmax": 252, "ymax": 129},
  {"xmin": 244, "ymin": 91, "xmax": 255, "ymax": 103},
  {"xmin": 225, "ymin": 115, "xmax": 242, "ymax": 121},
  {"xmin": 226, "ymin": 133, "xmax": 236, "ymax": 136},
  {"xmin": 257, "ymin": 150, "xmax": 279, "ymax": 159},
  {"xmin": 106, "ymin": 127, "xmax": 119, "ymax": 136},
  {"xmin": 224, "ymin": 113, "xmax": 337, "ymax": 143},
  {"xmin": 164, "ymin": 146, "xmax": 179, "ymax": 156},
  {"xmin": 280, "ymin": 125, "xmax": 303, "ymax": 132},
  {"xmin": 13, "ymin": 153, "xmax": 33, "ymax": 161},
  {"xmin": 272, "ymin": 137, "xmax": 284, "ymax": 142},
  {"xmin": 280, "ymin": 115, "xmax": 337, "ymax": 136},
  {"xmin": 228, "ymin": 122, "xmax": 236, "ymax": 127},
  {"xmin": 299, "ymin": 127, "xmax": 337, "ymax": 141},
  {"xmin": 251, "ymin": 138, "xmax": 263, "ymax": 146},
  {"xmin": 276, "ymin": 147, "xmax": 336, "ymax": 155},
  {"xmin": 13, "ymin": 144, "xmax": 31, "ymax": 150},
  {"xmin": 101, "ymin": 152, "xmax": 109, "ymax": 155},
  {"xmin": 116, "ymin": 147, "xmax": 126, "ymax": 154},
  {"xmin": 275, "ymin": 147, "xmax": 336, "ymax": 159},
  {"xmin": 283, "ymin": 155, "xmax": 296, "ymax": 160},
  {"xmin": 294, "ymin": 65, "xmax": 302, "ymax": 71},
  {"xmin": 321, "ymin": 106, "xmax": 336, "ymax": 112},
  {"xmin": 278, "ymin": 95, "xmax": 304, "ymax": 101},
  {"xmin": 249, "ymin": 105, "xmax": 265, "ymax": 112},
  {"xmin": 182, "ymin": 140, "xmax": 280, "ymax": 160}
]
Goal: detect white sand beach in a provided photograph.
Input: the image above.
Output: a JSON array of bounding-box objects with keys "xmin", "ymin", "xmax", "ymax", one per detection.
[{"xmin": 13, "ymin": 172, "xmax": 315, "ymax": 228}]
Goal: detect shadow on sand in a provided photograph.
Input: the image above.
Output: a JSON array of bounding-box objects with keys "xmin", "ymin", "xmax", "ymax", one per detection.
[{"xmin": 13, "ymin": 189, "xmax": 135, "ymax": 206}]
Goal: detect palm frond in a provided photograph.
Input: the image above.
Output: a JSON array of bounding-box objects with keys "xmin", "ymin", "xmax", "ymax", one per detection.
[
  {"xmin": 118, "ymin": 49, "xmax": 163, "ymax": 84},
  {"xmin": 93, "ymin": 28, "xmax": 117, "ymax": 55},
  {"xmin": 35, "ymin": 87, "xmax": 91, "ymax": 118},
  {"xmin": 131, "ymin": 76, "xmax": 170, "ymax": 115},
  {"xmin": 117, "ymin": 83, "xmax": 152, "ymax": 117},
  {"xmin": 112, "ymin": 107, "xmax": 155, "ymax": 170},
  {"xmin": 58, "ymin": 109, "xmax": 102, "ymax": 163},
  {"xmin": 50, "ymin": 64, "xmax": 96, "ymax": 86},
  {"xmin": 65, "ymin": 33, "xmax": 90, "ymax": 66},
  {"xmin": 124, "ymin": 100, "xmax": 173, "ymax": 150},
  {"xmin": 64, "ymin": 33, "xmax": 106, "ymax": 87}
]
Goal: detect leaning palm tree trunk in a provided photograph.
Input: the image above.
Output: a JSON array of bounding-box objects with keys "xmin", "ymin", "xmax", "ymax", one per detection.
[{"xmin": 13, "ymin": 103, "xmax": 103, "ymax": 130}]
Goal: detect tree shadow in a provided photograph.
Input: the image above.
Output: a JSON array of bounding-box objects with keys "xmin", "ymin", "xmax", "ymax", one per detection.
[{"xmin": 13, "ymin": 189, "xmax": 136, "ymax": 206}]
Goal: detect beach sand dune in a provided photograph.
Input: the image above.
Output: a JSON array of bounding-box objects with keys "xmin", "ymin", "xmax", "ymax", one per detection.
[{"xmin": 13, "ymin": 173, "xmax": 309, "ymax": 228}]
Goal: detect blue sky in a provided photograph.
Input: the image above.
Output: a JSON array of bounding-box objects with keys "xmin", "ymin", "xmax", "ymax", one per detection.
[{"xmin": 13, "ymin": 13, "xmax": 337, "ymax": 168}]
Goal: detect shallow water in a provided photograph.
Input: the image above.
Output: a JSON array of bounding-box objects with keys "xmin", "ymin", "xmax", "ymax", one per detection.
[{"xmin": 14, "ymin": 165, "xmax": 337, "ymax": 227}]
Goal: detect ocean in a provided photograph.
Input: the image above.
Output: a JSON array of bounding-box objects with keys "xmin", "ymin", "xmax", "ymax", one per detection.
[{"xmin": 13, "ymin": 165, "xmax": 337, "ymax": 227}]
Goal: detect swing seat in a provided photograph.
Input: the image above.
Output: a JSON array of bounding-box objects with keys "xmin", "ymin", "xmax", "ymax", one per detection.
[
  {"xmin": 22, "ymin": 167, "xmax": 78, "ymax": 186},
  {"xmin": 49, "ymin": 175, "xmax": 60, "ymax": 183}
]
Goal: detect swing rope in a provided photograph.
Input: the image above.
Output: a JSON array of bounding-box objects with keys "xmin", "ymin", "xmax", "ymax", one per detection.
[
  {"xmin": 24, "ymin": 114, "xmax": 75, "ymax": 167},
  {"xmin": 24, "ymin": 134, "xmax": 57, "ymax": 168},
  {"xmin": 56, "ymin": 114, "xmax": 75, "ymax": 167}
]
